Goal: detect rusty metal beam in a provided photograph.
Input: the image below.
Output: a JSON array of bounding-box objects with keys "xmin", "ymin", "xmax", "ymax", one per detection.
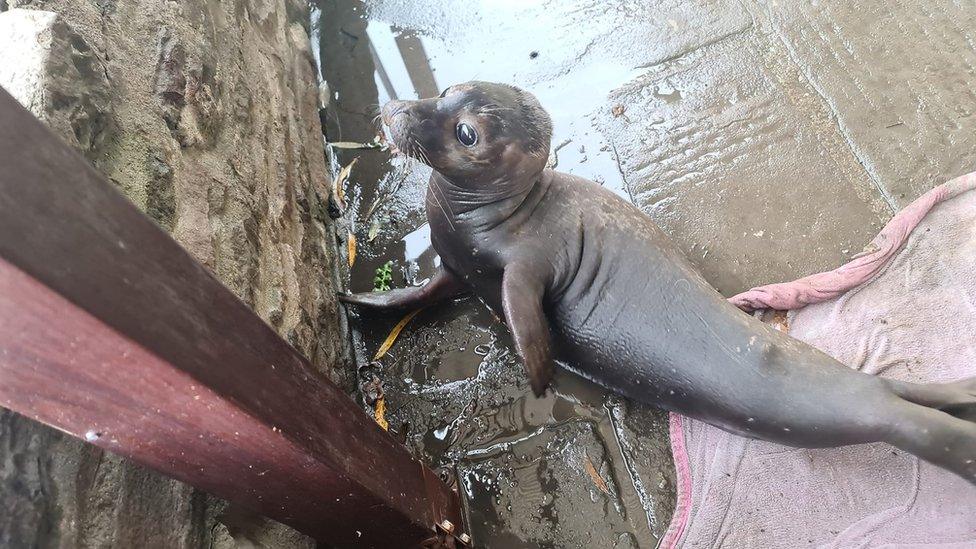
[{"xmin": 0, "ymin": 87, "xmax": 466, "ymax": 548}]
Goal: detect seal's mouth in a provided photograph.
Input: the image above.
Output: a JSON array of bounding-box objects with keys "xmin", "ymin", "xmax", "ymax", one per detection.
[
  {"xmin": 378, "ymin": 100, "xmax": 435, "ymax": 167},
  {"xmin": 382, "ymin": 121, "xmax": 412, "ymax": 161},
  {"xmin": 383, "ymin": 117, "xmax": 434, "ymax": 167},
  {"xmin": 376, "ymin": 122, "xmax": 399, "ymax": 155}
]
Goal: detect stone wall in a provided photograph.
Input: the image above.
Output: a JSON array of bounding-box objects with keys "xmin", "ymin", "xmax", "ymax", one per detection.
[{"xmin": 0, "ymin": 1, "xmax": 348, "ymax": 547}]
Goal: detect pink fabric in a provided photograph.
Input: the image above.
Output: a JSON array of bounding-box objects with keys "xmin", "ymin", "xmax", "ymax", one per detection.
[
  {"xmin": 665, "ymin": 171, "xmax": 976, "ymax": 548},
  {"xmin": 662, "ymin": 413, "xmax": 693, "ymax": 549},
  {"xmin": 728, "ymin": 172, "xmax": 976, "ymax": 311}
]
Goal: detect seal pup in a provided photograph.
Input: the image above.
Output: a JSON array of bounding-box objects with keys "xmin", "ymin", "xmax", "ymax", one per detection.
[{"xmin": 341, "ymin": 81, "xmax": 976, "ymax": 484}]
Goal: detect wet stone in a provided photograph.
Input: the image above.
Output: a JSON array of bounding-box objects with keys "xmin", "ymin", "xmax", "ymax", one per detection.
[
  {"xmin": 373, "ymin": 300, "xmax": 529, "ymax": 459},
  {"xmin": 363, "ymin": 0, "xmax": 752, "ymax": 79},
  {"xmin": 757, "ymin": 0, "xmax": 976, "ymax": 205},
  {"xmin": 599, "ymin": 30, "xmax": 892, "ymax": 294},
  {"xmin": 365, "ymin": 298, "xmax": 675, "ymax": 547},
  {"xmin": 459, "ymin": 421, "xmax": 631, "ymax": 549},
  {"xmin": 605, "ymin": 398, "xmax": 678, "ymax": 537}
]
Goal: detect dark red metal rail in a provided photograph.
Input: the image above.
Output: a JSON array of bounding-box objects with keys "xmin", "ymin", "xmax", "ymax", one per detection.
[{"xmin": 0, "ymin": 88, "xmax": 466, "ymax": 548}]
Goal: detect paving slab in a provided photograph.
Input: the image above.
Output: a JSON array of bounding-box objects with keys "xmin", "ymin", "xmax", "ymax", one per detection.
[
  {"xmin": 599, "ymin": 30, "xmax": 892, "ymax": 294},
  {"xmin": 755, "ymin": 0, "xmax": 976, "ymax": 205},
  {"xmin": 459, "ymin": 421, "xmax": 635, "ymax": 548}
]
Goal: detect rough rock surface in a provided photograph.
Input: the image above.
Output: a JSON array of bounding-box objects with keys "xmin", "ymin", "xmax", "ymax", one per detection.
[
  {"xmin": 0, "ymin": 1, "xmax": 345, "ymax": 547},
  {"xmin": 0, "ymin": 9, "xmax": 112, "ymax": 162}
]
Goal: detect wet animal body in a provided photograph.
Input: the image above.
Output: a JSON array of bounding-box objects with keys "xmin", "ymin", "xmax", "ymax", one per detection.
[{"xmin": 341, "ymin": 81, "xmax": 976, "ymax": 485}]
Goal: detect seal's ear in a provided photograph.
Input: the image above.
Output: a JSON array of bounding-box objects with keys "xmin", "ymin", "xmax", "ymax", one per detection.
[
  {"xmin": 497, "ymin": 142, "xmax": 522, "ymax": 166},
  {"xmin": 497, "ymin": 141, "xmax": 547, "ymax": 177}
]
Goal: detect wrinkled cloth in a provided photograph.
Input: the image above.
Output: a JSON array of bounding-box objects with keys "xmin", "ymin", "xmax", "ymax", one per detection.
[
  {"xmin": 665, "ymin": 171, "xmax": 976, "ymax": 548},
  {"xmin": 729, "ymin": 173, "xmax": 976, "ymax": 311}
]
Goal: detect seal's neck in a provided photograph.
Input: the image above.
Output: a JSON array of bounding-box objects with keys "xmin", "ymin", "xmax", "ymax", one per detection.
[{"xmin": 427, "ymin": 170, "xmax": 549, "ymax": 234}]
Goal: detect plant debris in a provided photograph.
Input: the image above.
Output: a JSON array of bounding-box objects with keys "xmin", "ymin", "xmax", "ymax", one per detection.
[
  {"xmin": 373, "ymin": 260, "xmax": 394, "ymax": 291},
  {"xmin": 366, "ymin": 305, "xmax": 423, "ymax": 433},
  {"xmin": 584, "ymin": 454, "xmax": 611, "ymax": 496},
  {"xmin": 361, "ymin": 372, "xmax": 384, "ymax": 405},
  {"xmin": 546, "ymin": 138, "xmax": 573, "ymax": 169},
  {"xmin": 347, "ymin": 232, "xmax": 357, "ymax": 267},
  {"xmin": 367, "ymin": 218, "xmax": 382, "ymax": 242},
  {"xmin": 333, "ymin": 157, "xmax": 358, "ymax": 213},
  {"xmin": 770, "ymin": 309, "xmax": 789, "ymax": 332},
  {"xmin": 373, "ymin": 308, "xmax": 423, "ymax": 361},
  {"xmin": 361, "ymin": 172, "xmax": 408, "ymax": 225},
  {"xmin": 374, "ymin": 397, "xmax": 389, "ymax": 431},
  {"xmin": 327, "ymin": 136, "xmax": 387, "ymax": 150}
]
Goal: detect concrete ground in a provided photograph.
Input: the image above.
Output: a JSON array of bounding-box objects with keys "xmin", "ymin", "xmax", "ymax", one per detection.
[{"xmin": 315, "ymin": 1, "xmax": 976, "ymax": 546}]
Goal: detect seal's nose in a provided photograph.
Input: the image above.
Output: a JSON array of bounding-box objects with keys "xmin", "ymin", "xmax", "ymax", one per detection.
[{"xmin": 381, "ymin": 100, "xmax": 410, "ymax": 125}]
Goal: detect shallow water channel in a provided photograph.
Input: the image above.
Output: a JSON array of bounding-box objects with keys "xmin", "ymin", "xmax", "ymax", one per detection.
[{"xmin": 313, "ymin": 1, "xmax": 677, "ymax": 546}]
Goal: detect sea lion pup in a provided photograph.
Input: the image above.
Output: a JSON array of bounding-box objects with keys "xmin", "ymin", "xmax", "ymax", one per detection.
[{"xmin": 340, "ymin": 81, "xmax": 976, "ymax": 484}]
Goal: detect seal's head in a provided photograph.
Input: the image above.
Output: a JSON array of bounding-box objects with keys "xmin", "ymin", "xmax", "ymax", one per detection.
[{"xmin": 381, "ymin": 81, "xmax": 552, "ymax": 186}]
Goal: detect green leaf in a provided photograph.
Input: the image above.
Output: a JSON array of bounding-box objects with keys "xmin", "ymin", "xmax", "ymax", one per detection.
[{"xmin": 372, "ymin": 261, "xmax": 394, "ymax": 292}]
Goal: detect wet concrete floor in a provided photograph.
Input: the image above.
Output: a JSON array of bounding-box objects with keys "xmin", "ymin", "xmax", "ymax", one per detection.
[{"xmin": 313, "ymin": 1, "xmax": 976, "ymax": 546}]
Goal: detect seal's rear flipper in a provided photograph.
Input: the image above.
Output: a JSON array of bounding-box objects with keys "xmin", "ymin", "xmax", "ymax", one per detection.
[
  {"xmin": 942, "ymin": 378, "xmax": 976, "ymax": 423},
  {"xmin": 887, "ymin": 378, "xmax": 976, "ymax": 423},
  {"xmin": 886, "ymin": 401, "xmax": 976, "ymax": 485}
]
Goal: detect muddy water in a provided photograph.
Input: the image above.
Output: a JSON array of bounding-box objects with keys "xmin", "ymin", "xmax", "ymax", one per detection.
[{"xmin": 313, "ymin": 1, "xmax": 675, "ymax": 546}]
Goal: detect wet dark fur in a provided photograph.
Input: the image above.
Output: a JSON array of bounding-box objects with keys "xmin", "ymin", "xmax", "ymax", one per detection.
[{"xmin": 342, "ymin": 81, "xmax": 976, "ymax": 486}]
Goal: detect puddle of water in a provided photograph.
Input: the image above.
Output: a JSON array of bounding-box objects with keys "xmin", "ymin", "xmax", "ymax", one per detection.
[{"xmin": 313, "ymin": 1, "xmax": 675, "ymax": 546}]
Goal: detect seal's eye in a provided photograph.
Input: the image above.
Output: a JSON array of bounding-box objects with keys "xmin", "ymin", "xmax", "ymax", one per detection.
[{"xmin": 456, "ymin": 122, "xmax": 478, "ymax": 147}]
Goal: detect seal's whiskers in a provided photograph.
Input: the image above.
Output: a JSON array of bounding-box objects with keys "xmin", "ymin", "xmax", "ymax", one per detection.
[
  {"xmin": 428, "ymin": 182, "xmax": 456, "ymax": 232},
  {"xmin": 415, "ymin": 142, "xmax": 432, "ymax": 166}
]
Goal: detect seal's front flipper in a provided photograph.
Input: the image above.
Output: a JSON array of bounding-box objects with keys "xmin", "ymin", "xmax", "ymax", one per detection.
[
  {"xmin": 338, "ymin": 266, "xmax": 468, "ymax": 310},
  {"xmin": 501, "ymin": 265, "xmax": 554, "ymax": 397}
]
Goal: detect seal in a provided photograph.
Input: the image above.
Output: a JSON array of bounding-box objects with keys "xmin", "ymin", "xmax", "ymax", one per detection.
[{"xmin": 341, "ymin": 81, "xmax": 976, "ymax": 484}]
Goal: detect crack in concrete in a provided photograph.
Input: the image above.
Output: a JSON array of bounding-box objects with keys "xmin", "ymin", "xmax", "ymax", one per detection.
[
  {"xmin": 604, "ymin": 403, "xmax": 658, "ymax": 538},
  {"xmin": 636, "ymin": 20, "xmax": 755, "ymax": 70},
  {"xmin": 610, "ymin": 142, "xmax": 638, "ymax": 206},
  {"xmin": 770, "ymin": 28, "xmax": 899, "ymax": 214}
]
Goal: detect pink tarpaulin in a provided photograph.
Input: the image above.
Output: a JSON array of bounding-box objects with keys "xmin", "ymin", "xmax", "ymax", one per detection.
[{"xmin": 665, "ymin": 171, "xmax": 976, "ymax": 548}]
